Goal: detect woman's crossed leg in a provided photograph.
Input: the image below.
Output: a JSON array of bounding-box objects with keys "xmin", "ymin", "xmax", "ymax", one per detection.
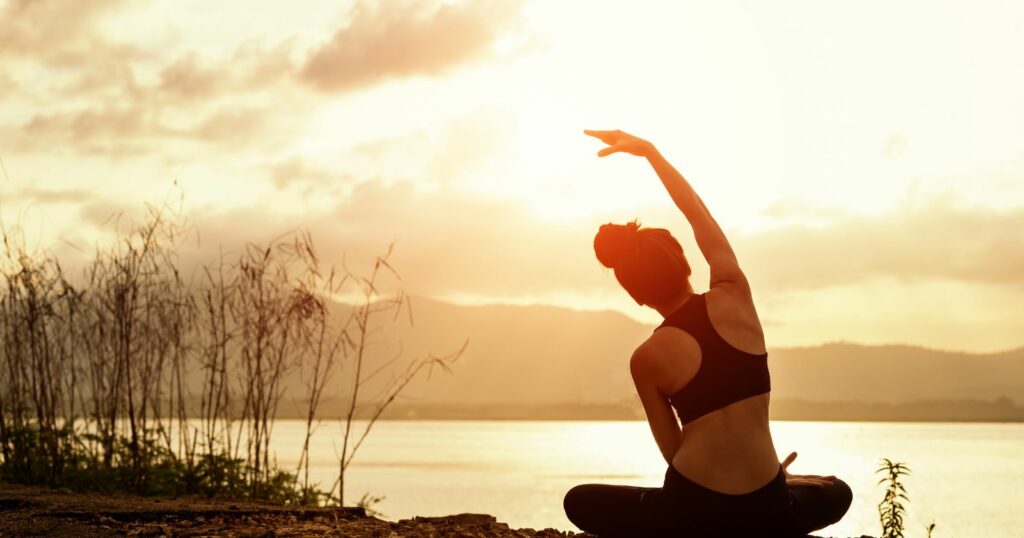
[{"xmin": 563, "ymin": 477, "xmax": 852, "ymax": 537}]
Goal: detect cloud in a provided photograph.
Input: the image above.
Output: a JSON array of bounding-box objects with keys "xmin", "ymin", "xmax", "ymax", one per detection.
[
  {"xmin": 157, "ymin": 42, "xmax": 298, "ymax": 104},
  {"xmin": 737, "ymin": 200, "xmax": 1024, "ymax": 290},
  {"xmin": 138, "ymin": 184, "xmax": 1024, "ymax": 308},
  {"xmin": 1, "ymin": 0, "xmax": 294, "ymax": 104},
  {"xmin": 178, "ymin": 179, "xmax": 604, "ymax": 300},
  {"xmin": 2, "ymin": 0, "xmax": 519, "ymax": 161},
  {"xmin": 6, "ymin": 187, "xmax": 95, "ymax": 204},
  {"xmin": 0, "ymin": 0, "xmax": 131, "ymax": 59},
  {"xmin": 267, "ymin": 158, "xmax": 355, "ymax": 197},
  {"xmin": 301, "ymin": 0, "xmax": 523, "ymax": 93},
  {"xmin": 13, "ymin": 104, "xmax": 155, "ymax": 156},
  {"xmin": 345, "ymin": 108, "xmax": 510, "ymax": 185},
  {"xmin": 11, "ymin": 100, "xmax": 301, "ymax": 156},
  {"xmin": 34, "ymin": 175, "xmax": 1024, "ymax": 320},
  {"xmin": 0, "ymin": 70, "xmax": 16, "ymax": 100},
  {"xmin": 77, "ymin": 199, "xmax": 143, "ymax": 228},
  {"xmin": 0, "ymin": 0, "xmax": 144, "ymax": 101},
  {"xmin": 157, "ymin": 53, "xmax": 224, "ymax": 101},
  {"xmin": 269, "ymin": 159, "xmax": 333, "ymax": 189},
  {"xmin": 21, "ymin": 105, "xmax": 150, "ymax": 142},
  {"xmin": 187, "ymin": 106, "xmax": 272, "ymax": 146},
  {"xmin": 1, "ymin": 0, "xmax": 303, "ymax": 157}
]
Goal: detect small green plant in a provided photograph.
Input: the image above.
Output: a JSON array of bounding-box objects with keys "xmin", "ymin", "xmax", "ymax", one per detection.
[
  {"xmin": 877, "ymin": 458, "xmax": 911, "ymax": 538},
  {"xmin": 355, "ymin": 491, "xmax": 386, "ymax": 518}
]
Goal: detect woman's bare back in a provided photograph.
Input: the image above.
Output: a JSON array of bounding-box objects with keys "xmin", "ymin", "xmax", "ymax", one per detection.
[{"xmin": 659, "ymin": 287, "xmax": 780, "ymax": 494}]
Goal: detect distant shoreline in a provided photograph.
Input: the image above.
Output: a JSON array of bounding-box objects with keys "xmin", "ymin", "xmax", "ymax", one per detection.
[
  {"xmin": 127, "ymin": 396, "xmax": 1024, "ymax": 423},
  {"xmin": 265, "ymin": 396, "xmax": 1024, "ymax": 423},
  {"xmin": 373, "ymin": 417, "xmax": 1024, "ymax": 423}
]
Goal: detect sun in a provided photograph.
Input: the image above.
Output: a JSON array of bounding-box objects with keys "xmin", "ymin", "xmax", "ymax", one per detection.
[
  {"xmin": 516, "ymin": 105, "xmax": 566, "ymax": 176},
  {"xmin": 506, "ymin": 103, "xmax": 627, "ymax": 223}
]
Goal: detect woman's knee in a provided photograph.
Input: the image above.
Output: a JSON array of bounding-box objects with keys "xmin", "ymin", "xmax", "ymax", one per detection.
[
  {"xmin": 809, "ymin": 478, "xmax": 853, "ymax": 526},
  {"xmin": 562, "ymin": 484, "xmax": 592, "ymax": 524},
  {"xmin": 789, "ymin": 478, "xmax": 854, "ymax": 532},
  {"xmin": 828, "ymin": 479, "xmax": 853, "ymax": 521},
  {"xmin": 563, "ymin": 483, "xmax": 650, "ymax": 531}
]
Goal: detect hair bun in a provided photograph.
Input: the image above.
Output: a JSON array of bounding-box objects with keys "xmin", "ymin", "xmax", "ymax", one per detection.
[{"xmin": 593, "ymin": 221, "xmax": 641, "ymax": 269}]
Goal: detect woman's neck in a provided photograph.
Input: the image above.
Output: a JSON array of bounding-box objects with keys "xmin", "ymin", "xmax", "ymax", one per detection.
[{"xmin": 654, "ymin": 291, "xmax": 695, "ymax": 319}]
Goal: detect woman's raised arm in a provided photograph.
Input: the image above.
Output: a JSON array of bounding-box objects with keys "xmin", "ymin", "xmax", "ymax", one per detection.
[{"xmin": 584, "ymin": 129, "xmax": 748, "ymax": 291}]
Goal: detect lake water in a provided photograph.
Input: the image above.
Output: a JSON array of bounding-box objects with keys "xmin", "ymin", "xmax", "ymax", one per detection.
[{"xmin": 269, "ymin": 420, "xmax": 1023, "ymax": 537}]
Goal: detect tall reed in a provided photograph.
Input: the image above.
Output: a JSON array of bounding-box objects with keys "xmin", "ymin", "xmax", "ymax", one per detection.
[{"xmin": 0, "ymin": 199, "xmax": 462, "ymax": 504}]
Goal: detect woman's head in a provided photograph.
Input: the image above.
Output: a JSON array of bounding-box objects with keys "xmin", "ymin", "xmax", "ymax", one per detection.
[{"xmin": 593, "ymin": 221, "xmax": 691, "ymax": 307}]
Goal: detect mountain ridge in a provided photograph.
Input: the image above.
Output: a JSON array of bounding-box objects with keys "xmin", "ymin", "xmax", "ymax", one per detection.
[
  {"xmin": 406, "ymin": 294, "xmax": 1024, "ymax": 356},
  {"xmin": 313, "ymin": 295, "xmax": 1024, "ymax": 410}
]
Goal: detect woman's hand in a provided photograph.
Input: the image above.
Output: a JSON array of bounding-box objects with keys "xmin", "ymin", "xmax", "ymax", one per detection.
[
  {"xmin": 781, "ymin": 452, "xmax": 836, "ymax": 488},
  {"xmin": 584, "ymin": 129, "xmax": 656, "ymax": 158}
]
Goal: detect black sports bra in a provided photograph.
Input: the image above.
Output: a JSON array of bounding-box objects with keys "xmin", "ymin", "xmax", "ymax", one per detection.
[{"xmin": 654, "ymin": 292, "xmax": 771, "ymax": 425}]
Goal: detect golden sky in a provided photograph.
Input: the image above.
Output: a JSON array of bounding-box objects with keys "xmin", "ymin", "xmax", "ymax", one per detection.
[{"xmin": 1, "ymin": 0, "xmax": 1022, "ymax": 352}]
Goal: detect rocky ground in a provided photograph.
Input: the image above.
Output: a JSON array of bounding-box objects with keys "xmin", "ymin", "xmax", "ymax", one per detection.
[
  {"xmin": 0, "ymin": 483, "xmax": 873, "ymax": 537},
  {"xmin": 0, "ymin": 483, "xmax": 577, "ymax": 538}
]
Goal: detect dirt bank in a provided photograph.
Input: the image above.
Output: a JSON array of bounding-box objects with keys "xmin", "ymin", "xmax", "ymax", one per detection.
[{"xmin": 0, "ymin": 483, "xmax": 872, "ymax": 537}]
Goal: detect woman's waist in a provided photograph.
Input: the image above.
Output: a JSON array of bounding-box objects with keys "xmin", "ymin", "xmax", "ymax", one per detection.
[
  {"xmin": 670, "ymin": 429, "xmax": 780, "ymax": 495},
  {"xmin": 660, "ymin": 460, "xmax": 791, "ymax": 524}
]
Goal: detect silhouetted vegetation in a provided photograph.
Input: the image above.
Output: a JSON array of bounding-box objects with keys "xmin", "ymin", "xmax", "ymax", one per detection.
[
  {"xmin": 876, "ymin": 460, "xmax": 949, "ymax": 538},
  {"xmin": 0, "ymin": 198, "xmax": 462, "ymax": 505},
  {"xmin": 877, "ymin": 459, "xmax": 910, "ymax": 538}
]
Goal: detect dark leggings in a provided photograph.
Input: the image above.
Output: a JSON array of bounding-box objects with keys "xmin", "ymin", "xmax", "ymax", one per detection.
[{"xmin": 563, "ymin": 465, "xmax": 852, "ymax": 537}]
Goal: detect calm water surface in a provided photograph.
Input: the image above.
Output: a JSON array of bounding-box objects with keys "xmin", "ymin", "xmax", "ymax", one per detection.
[{"xmin": 268, "ymin": 420, "xmax": 1024, "ymax": 537}]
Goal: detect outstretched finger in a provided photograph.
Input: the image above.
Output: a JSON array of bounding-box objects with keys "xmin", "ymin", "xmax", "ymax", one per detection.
[
  {"xmin": 584, "ymin": 129, "xmax": 619, "ymax": 143},
  {"xmin": 787, "ymin": 478, "xmax": 826, "ymax": 488},
  {"xmin": 792, "ymin": 474, "xmax": 836, "ymax": 480},
  {"xmin": 781, "ymin": 452, "xmax": 797, "ymax": 470},
  {"xmin": 792, "ymin": 474, "xmax": 836, "ymax": 483},
  {"xmin": 597, "ymin": 145, "xmax": 624, "ymax": 157}
]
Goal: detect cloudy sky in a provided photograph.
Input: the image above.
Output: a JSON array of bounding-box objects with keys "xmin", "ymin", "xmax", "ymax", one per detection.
[{"xmin": 1, "ymin": 0, "xmax": 1022, "ymax": 352}]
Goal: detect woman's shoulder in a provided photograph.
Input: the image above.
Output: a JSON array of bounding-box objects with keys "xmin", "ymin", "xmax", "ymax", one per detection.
[
  {"xmin": 631, "ymin": 324, "xmax": 702, "ymax": 394},
  {"xmin": 703, "ymin": 287, "xmax": 767, "ymax": 356}
]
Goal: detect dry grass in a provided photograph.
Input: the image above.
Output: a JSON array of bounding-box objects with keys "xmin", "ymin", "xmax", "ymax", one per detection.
[{"xmin": 0, "ymin": 198, "xmax": 463, "ymax": 505}]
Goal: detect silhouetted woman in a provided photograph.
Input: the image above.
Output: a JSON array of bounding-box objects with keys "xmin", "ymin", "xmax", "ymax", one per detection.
[{"xmin": 563, "ymin": 130, "xmax": 852, "ymax": 537}]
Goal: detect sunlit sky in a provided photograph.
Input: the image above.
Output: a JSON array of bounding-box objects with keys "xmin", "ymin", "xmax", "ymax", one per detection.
[{"xmin": 2, "ymin": 0, "xmax": 1022, "ymax": 352}]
